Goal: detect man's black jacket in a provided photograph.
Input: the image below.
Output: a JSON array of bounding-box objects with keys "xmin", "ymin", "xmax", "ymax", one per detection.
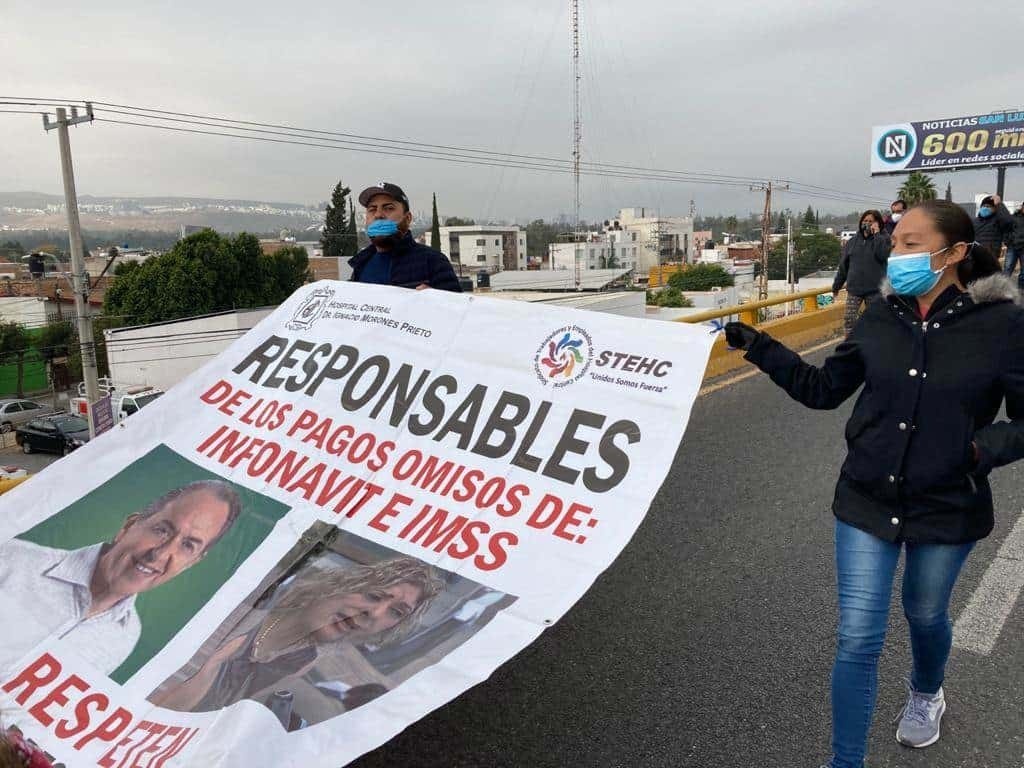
[{"xmin": 349, "ymin": 233, "xmax": 462, "ymax": 292}]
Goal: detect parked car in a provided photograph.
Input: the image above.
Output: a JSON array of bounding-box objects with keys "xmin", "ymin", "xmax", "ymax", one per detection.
[
  {"xmin": 0, "ymin": 399, "xmax": 56, "ymax": 433},
  {"xmin": 16, "ymin": 414, "xmax": 91, "ymax": 456}
]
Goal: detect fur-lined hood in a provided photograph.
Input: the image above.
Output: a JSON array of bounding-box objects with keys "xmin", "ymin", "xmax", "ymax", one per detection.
[{"xmin": 879, "ymin": 272, "xmax": 1021, "ymax": 305}]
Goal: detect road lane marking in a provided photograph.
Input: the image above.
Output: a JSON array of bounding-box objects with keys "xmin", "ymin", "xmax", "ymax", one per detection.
[{"xmin": 953, "ymin": 511, "xmax": 1024, "ymax": 655}]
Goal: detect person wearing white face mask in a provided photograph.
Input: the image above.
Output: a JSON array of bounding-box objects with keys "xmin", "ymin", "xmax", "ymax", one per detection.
[
  {"xmin": 884, "ymin": 199, "xmax": 908, "ymax": 236},
  {"xmin": 724, "ymin": 200, "xmax": 1024, "ymax": 768}
]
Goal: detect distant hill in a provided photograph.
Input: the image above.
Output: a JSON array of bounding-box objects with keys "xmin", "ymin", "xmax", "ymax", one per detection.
[{"xmin": 0, "ymin": 191, "xmax": 326, "ymax": 234}]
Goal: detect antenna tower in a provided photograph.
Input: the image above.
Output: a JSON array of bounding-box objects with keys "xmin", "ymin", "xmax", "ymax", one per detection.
[{"xmin": 571, "ymin": 0, "xmax": 582, "ymax": 288}]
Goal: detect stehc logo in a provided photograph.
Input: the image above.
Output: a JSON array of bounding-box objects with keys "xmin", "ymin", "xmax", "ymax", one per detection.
[
  {"xmin": 534, "ymin": 325, "xmax": 594, "ymax": 387},
  {"xmin": 286, "ymin": 287, "xmax": 335, "ymax": 331},
  {"xmin": 877, "ymin": 128, "xmax": 915, "ymax": 164}
]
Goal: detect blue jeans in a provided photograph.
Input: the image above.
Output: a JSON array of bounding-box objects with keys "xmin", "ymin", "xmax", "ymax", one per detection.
[
  {"xmin": 1004, "ymin": 247, "xmax": 1020, "ymax": 277},
  {"xmin": 830, "ymin": 520, "xmax": 974, "ymax": 768}
]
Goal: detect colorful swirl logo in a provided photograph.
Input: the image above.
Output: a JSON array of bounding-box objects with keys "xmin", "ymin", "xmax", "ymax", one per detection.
[
  {"xmin": 541, "ymin": 332, "xmax": 585, "ymax": 378},
  {"xmin": 534, "ymin": 325, "xmax": 593, "ymax": 387}
]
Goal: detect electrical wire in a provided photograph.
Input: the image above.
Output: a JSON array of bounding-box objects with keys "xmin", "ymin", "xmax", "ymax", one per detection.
[
  {"xmin": 94, "ymin": 117, "xmax": 767, "ymax": 189},
  {"xmin": 0, "ymin": 95, "xmax": 890, "ymax": 205},
  {"xmin": 89, "ymin": 100, "xmax": 762, "ymax": 183}
]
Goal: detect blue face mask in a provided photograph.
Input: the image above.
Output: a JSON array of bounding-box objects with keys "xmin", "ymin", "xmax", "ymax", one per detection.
[
  {"xmin": 367, "ymin": 219, "xmax": 400, "ymax": 238},
  {"xmin": 886, "ymin": 248, "xmax": 949, "ymax": 296},
  {"xmin": 978, "ymin": 206, "xmax": 994, "ymax": 218}
]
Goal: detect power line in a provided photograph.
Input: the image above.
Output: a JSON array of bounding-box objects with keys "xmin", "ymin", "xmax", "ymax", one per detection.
[
  {"xmin": 93, "ymin": 117, "xmax": 759, "ymax": 188},
  {"xmin": 89, "ymin": 100, "xmax": 760, "ymax": 184},
  {"xmin": 0, "ymin": 95, "xmax": 892, "ymax": 206}
]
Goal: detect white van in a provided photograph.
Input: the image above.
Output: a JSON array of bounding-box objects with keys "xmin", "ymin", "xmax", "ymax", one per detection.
[{"xmin": 71, "ymin": 379, "xmax": 165, "ymax": 424}]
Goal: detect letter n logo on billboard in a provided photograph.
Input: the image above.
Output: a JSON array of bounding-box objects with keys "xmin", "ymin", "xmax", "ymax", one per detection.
[{"xmin": 877, "ymin": 128, "xmax": 915, "ymax": 165}]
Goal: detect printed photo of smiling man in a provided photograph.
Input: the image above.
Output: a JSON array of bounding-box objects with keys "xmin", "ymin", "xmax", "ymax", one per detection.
[{"xmin": 0, "ymin": 480, "xmax": 242, "ymax": 674}]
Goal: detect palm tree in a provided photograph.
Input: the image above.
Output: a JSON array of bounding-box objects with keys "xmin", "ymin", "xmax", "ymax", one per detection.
[{"xmin": 898, "ymin": 172, "xmax": 938, "ymax": 205}]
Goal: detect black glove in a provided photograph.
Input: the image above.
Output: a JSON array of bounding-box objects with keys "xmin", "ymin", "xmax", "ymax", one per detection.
[{"xmin": 724, "ymin": 321, "xmax": 759, "ymax": 351}]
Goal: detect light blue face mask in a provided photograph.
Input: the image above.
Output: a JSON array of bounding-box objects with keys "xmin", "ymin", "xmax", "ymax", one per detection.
[
  {"xmin": 978, "ymin": 206, "xmax": 994, "ymax": 218},
  {"xmin": 886, "ymin": 247, "xmax": 949, "ymax": 296},
  {"xmin": 367, "ymin": 219, "xmax": 399, "ymax": 238}
]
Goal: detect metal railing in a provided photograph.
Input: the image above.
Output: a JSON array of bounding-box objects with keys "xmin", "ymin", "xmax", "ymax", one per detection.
[{"xmin": 675, "ymin": 287, "xmax": 838, "ymax": 326}]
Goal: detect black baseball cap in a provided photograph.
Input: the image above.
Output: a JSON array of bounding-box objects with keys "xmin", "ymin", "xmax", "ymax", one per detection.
[{"xmin": 358, "ymin": 182, "xmax": 410, "ymax": 210}]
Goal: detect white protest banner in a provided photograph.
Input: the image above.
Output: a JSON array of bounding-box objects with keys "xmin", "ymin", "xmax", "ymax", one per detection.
[{"xmin": 0, "ymin": 282, "xmax": 713, "ymax": 768}]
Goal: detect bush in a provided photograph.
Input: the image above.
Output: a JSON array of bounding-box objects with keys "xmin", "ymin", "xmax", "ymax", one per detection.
[
  {"xmin": 647, "ymin": 286, "xmax": 693, "ymax": 308},
  {"xmin": 667, "ymin": 263, "xmax": 734, "ymax": 291}
]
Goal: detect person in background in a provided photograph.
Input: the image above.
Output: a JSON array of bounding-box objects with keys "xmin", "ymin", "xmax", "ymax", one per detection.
[
  {"xmin": 349, "ymin": 182, "xmax": 461, "ymax": 292},
  {"xmin": 974, "ymin": 194, "xmax": 1013, "ymax": 261},
  {"xmin": 725, "ymin": 200, "xmax": 1024, "ymax": 768},
  {"xmin": 884, "ymin": 199, "xmax": 908, "ymax": 236},
  {"xmin": 833, "ymin": 210, "xmax": 890, "ymax": 335},
  {"xmin": 1006, "ymin": 202, "xmax": 1024, "ymax": 288}
]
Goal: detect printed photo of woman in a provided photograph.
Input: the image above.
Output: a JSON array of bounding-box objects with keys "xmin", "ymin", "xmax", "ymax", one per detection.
[{"xmin": 151, "ymin": 557, "xmax": 444, "ymax": 719}]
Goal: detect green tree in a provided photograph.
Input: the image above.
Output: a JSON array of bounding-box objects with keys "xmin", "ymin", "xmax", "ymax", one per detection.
[
  {"xmin": 0, "ymin": 241, "xmax": 25, "ymax": 262},
  {"xmin": 801, "ymin": 205, "xmax": 816, "ymax": 229},
  {"xmin": 346, "ymin": 201, "xmax": 358, "ymax": 256},
  {"xmin": 104, "ymin": 230, "xmax": 310, "ymax": 325},
  {"xmin": 260, "ymin": 246, "xmax": 311, "ymax": 300},
  {"xmin": 113, "ymin": 260, "xmax": 141, "ymax": 277},
  {"xmin": 444, "ymin": 216, "xmax": 476, "ymax": 227},
  {"xmin": 0, "ymin": 322, "xmax": 31, "ymax": 397},
  {"xmin": 321, "ymin": 181, "xmax": 351, "ymax": 259},
  {"xmin": 668, "ymin": 264, "xmax": 734, "ymax": 291},
  {"xmin": 430, "ymin": 193, "xmax": 442, "ymax": 251},
  {"xmin": 944, "ymin": 182, "xmax": 953, "ymax": 202},
  {"xmin": 898, "ymin": 171, "xmax": 937, "ymax": 205},
  {"xmin": 794, "ymin": 231, "xmax": 841, "ymax": 275},
  {"xmin": 767, "ymin": 238, "xmax": 789, "ymax": 280},
  {"xmin": 33, "ymin": 320, "xmax": 73, "ymax": 364}
]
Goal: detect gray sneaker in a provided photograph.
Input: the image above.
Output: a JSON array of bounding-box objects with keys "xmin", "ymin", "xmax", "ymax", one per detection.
[{"xmin": 895, "ymin": 682, "xmax": 946, "ymax": 748}]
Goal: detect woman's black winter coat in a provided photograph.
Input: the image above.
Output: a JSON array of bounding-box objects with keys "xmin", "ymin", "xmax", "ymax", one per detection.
[{"xmin": 745, "ymin": 273, "xmax": 1024, "ymax": 544}]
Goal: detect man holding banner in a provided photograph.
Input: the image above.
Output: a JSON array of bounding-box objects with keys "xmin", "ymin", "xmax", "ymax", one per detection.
[
  {"xmin": 349, "ymin": 182, "xmax": 461, "ymax": 292},
  {"xmin": 0, "ymin": 480, "xmax": 241, "ymax": 674}
]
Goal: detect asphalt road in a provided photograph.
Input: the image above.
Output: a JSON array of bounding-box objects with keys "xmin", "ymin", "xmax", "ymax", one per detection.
[{"xmin": 350, "ymin": 346, "xmax": 1024, "ymax": 768}]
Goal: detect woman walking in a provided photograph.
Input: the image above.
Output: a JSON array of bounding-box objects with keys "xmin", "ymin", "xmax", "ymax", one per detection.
[
  {"xmin": 725, "ymin": 200, "xmax": 1024, "ymax": 768},
  {"xmin": 833, "ymin": 210, "xmax": 890, "ymax": 335}
]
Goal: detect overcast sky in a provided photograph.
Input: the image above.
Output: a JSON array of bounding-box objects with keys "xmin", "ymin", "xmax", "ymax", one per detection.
[{"xmin": 3, "ymin": 0, "xmax": 1022, "ymax": 222}]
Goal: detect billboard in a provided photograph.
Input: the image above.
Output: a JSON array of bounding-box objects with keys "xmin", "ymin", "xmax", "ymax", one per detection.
[
  {"xmin": 0, "ymin": 281, "xmax": 713, "ymax": 768},
  {"xmin": 871, "ymin": 111, "xmax": 1024, "ymax": 175}
]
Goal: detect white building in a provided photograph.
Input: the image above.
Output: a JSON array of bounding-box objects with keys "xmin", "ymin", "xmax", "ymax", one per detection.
[
  {"xmin": 425, "ymin": 225, "xmax": 527, "ymax": 273},
  {"xmin": 548, "ymin": 229, "xmax": 640, "ymax": 273},
  {"xmin": 105, "ymin": 308, "xmax": 274, "ymax": 391},
  {"xmin": 605, "ymin": 207, "xmax": 695, "ymax": 271}
]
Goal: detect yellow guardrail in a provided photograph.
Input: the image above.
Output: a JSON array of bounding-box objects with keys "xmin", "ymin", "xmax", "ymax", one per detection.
[{"xmin": 675, "ymin": 287, "xmax": 837, "ymax": 326}]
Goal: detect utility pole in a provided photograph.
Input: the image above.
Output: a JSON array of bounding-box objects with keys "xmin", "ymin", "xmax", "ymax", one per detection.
[
  {"xmin": 648, "ymin": 212, "xmax": 665, "ymax": 286},
  {"xmin": 570, "ymin": 0, "xmax": 582, "ymax": 290},
  {"xmin": 688, "ymin": 199, "xmax": 696, "ymax": 263},
  {"xmin": 997, "ymin": 166, "xmax": 1007, "ymax": 199},
  {"xmin": 750, "ymin": 181, "xmax": 788, "ymax": 301},
  {"xmin": 786, "ymin": 216, "xmax": 793, "ymax": 295},
  {"xmin": 44, "ymin": 104, "xmax": 99, "ymax": 436}
]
